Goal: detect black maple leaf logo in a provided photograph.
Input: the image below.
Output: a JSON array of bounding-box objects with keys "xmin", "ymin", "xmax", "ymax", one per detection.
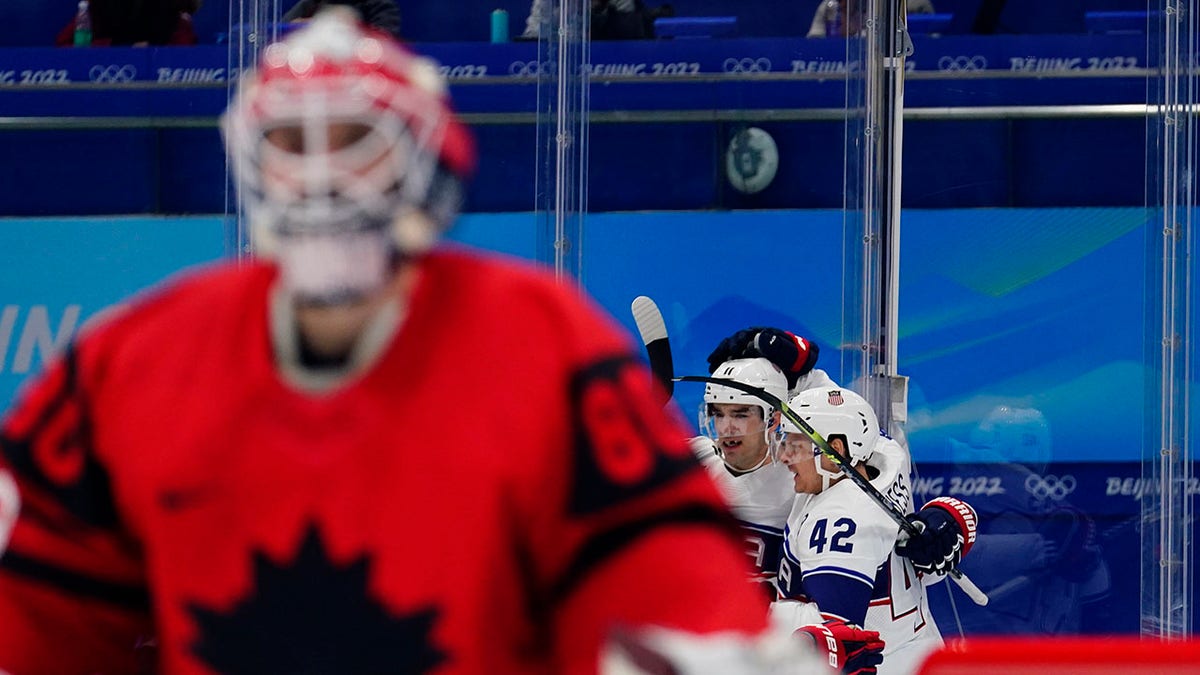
[{"xmin": 187, "ymin": 526, "xmax": 447, "ymax": 674}]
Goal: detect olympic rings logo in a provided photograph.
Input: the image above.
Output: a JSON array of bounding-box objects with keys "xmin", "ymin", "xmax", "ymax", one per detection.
[
  {"xmin": 936, "ymin": 55, "xmax": 988, "ymax": 72},
  {"xmin": 508, "ymin": 60, "xmax": 548, "ymax": 77},
  {"xmin": 723, "ymin": 58, "xmax": 772, "ymax": 74},
  {"xmin": 89, "ymin": 64, "xmax": 138, "ymax": 83},
  {"xmin": 1024, "ymin": 474, "xmax": 1076, "ymax": 501}
]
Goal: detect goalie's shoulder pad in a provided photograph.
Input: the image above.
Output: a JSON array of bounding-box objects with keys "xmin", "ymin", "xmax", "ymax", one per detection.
[{"xmin": 921, "ymin": 496, "xmax": 978, "ymax": 556}]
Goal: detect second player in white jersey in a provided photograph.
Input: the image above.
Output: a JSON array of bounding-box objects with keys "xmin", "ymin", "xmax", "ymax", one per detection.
[
  {"xmin": 694, "ymin": 358, "xmax": 798, "ymax": 595},
  {"xmin": 772, "ymin": 387, "xmax": 943, "ymax": 675},
  {"xmin": 695, "ymin": 436, "xmax": 797, "ymax": 590}
]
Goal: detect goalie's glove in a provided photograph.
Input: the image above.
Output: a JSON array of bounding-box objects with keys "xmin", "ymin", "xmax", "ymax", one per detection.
[
  {"xmin": 895, "ymin": 496, "xmax": 978, "ymax": 575},
  {"xmin": 794, "ymin": 620, "xmax": 884, "ymax": 675},
  {"xmin": 706, "ymin": 327, "xmax": 819, "ymax": 391}
]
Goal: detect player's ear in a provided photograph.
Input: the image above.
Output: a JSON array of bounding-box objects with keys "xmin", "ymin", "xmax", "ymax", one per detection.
[
  {"xmin": 769, "ymin": 409, "xmax": 782, "ymax": 429},
  {"xmin": 828, "ymin": 436, "xmax": 849, "ymax": 461}
]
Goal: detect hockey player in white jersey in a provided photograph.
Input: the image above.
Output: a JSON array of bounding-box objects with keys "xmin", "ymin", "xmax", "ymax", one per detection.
[
  {"xmin": 694, "ymin": 359, "xmax": 885, "ymax": 674},
  {"xmin": 707, "ymin": 326, "xmax": 979, "ymax": 580},
  {"xmin": 773, "ymin": 387, "xmax": 948, "ymax": 675},
  {"xmin": 693, "ymin": 357, "xmax": 797, "ymax": 598}
]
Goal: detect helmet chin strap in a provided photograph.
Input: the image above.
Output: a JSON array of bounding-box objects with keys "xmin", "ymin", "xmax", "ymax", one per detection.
[
  {"xmin": 724, "ymin": 448, "xmax": 771, "ymax": 473},
  {"xmin": 814, "ymin": 448, "xmax": 849, "ymax": 492}
]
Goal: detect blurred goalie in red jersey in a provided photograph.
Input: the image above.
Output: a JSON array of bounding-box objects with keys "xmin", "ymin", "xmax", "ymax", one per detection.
[{"xmin": 0, "ymin": 8, "xmax": 879, "ymax": 675}]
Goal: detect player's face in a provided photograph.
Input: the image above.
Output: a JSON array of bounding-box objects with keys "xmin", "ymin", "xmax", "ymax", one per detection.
[
  {"xmin": 779, "ymin": 433, "xmax": 837, "ymax": 494},
  {"xmin": 264, "ymin": 121, "xmax": 373, "ymax": 154},
  {"xmin": 709, "ymin": 403, "xmax": 771, "ymax": 471},
  {"xmin": 256, "ymin": 116, "xmax": 417, "ymax": 310},
  {"xmin": 261, "ymin": 121, "xmax": 392, "ymax": 201}
]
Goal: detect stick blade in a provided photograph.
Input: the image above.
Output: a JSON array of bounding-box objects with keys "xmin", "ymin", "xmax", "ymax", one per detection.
[
  {"xmin": 631, "ymin": 296, "xmax": 667, "ymax": 344},
  {"xmin": 631, "ymin": 296, "xmax": 673, "ymax": 399}
]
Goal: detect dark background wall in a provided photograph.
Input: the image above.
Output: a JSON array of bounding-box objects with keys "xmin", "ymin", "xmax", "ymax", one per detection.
[{"xmin": 0, "ymin": 0, "xmax": 1148, "ymax": 47}]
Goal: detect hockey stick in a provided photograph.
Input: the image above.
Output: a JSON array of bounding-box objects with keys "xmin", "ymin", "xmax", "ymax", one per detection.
[
  {"xmin": 631, "ymin": 296, "xmax": 674, "ymax": 400},
  {"xmin": 677, "ymin": 374, "xmax": 989, "ymax": 606}
]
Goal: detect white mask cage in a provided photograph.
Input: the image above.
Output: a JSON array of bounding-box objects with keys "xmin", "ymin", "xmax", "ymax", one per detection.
[{"xmin": 222, "ymin": 10, "xmax": 472, "ymax": 302}]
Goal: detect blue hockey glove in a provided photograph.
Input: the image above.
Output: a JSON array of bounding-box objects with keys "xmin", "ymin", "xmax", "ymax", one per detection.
[
  {"xmin": 706, "ymin": 326, "xmax": 762, "ymax": 374},
  {"xmin": 895, "ymin": 497, "xmax": 978, "ymax": 575},
  {"xmin": 706, "ymin": 326, "xmax": 819, "ymax": 390}
]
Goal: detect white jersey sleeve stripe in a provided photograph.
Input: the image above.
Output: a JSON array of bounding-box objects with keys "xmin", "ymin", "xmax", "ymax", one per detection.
[
  {"xmin": 800, "ymin": 565, "xmax": 876, "ymax": 587},
  {"xmin": 737, "ymin": 520, "xmax": 785, "ymax": 535}
]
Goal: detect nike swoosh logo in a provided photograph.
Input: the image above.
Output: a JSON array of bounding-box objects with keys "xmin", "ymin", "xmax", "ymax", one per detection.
[{"xmin": 158, "ymin": 487, "xmax": 214, "ymax": 512}]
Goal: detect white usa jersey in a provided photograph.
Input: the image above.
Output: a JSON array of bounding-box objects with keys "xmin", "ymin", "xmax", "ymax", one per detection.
[
  {"xmin": 775, "ymin": 437, "xmax": 942, "ymax": 675},
  {"xmin": 693, "ymin": 438, "xmax": 801, "ymax": 589},
  {"xmin": 788, "ymin": 367, "xmax": 837, "ymax": 399}
]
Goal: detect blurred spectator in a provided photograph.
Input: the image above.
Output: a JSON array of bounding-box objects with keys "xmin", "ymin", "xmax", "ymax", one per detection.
[
  {"xmin": 592, "ymin": 0, "xmax": 674, "ymax": 40},
  {"xmin": 932, "ymin": 405, "xmax": 1112, "ymax": 635},
  {"xmin": 972, "ymin": 0, "xmax": 1006, "ymax": 33},
  {"xmin": 56, "ymin": 0, "xmax": 201, "ymax": 46},
  {"xmin": 519, "ymin": 0, "xmax": 547, "ymax": 39},
  {"xmin": 282, "ymin": 0, "xmax": 401, "ymax": 38},
  {"xmin": 520, "ymin": 0, "xmax": 673, "ymax": 40},
  {"xmin": 806, "ymin": 0, "xmax": 932, "ymax": 38}
]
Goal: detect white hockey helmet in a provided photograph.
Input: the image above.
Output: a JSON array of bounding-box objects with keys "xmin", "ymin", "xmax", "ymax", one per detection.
[
  {"xmin": 700, "ymin": 358, "xmax": 788, "ymax": 469},
  {"xmin": 222, "ymin": 8, "xmax": 475, "ymax": 303},
  {"xmin": 702, "ymin": 357, "xmax": 789, "ymax": 421},
  {"xmin": 782, "ymin": 386, "xmax": 880, "ymax": 464},
  {"xmin": 951, "ymin": 405, "xmax": 1052, "ymax": 468}
]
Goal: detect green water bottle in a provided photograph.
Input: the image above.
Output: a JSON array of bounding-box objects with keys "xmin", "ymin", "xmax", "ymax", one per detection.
[
  {"xmin": 491, "ymin": 9, "xmax": 509, "ymax": 43},
  {"xmin": 73, "ymin": 0, "xmax": 93, "ymax": 47}
]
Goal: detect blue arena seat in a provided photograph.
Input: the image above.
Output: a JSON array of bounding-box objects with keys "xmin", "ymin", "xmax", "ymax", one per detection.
[
  {"xmin": 652, "ymin": 0, "xmax": 816, "ymax": 38},
  {"xmin": 994, "ymin": 0, "xmax": 1086, "ymax": 33},
  {"xmin": 907, "ymin": 13, "xmax": 953, "ymax": 35},
  {"xmin": 654, "ymin": 16, "xmax": 738, "ymax": 39},
  {"xmin": 1084, "ymin": 10, "xmax": 1155, "ymax": 35}
]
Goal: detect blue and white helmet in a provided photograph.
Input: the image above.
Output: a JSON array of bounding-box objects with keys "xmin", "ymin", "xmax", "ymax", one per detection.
[
  {"xmin": 780, "ymin": 386, "xmax": 880, "ymax": 491},
  {"xmin": 950, "ymin": 404, "xmax": 1051, "ymax": 468}
]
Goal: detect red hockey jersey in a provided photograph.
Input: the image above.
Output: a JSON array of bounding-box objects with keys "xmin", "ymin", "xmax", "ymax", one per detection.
[{"xmin": 0, "ymin": 249, "xmax": 767, "ymax": 674}]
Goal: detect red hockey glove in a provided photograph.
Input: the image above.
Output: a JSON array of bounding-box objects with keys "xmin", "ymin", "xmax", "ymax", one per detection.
[
  {"xmin": 794, "ymin": 620, "xmax": 885, "ymax": 675},
  {"xmin": 895, "ymin": 496, "xmax": 978, "ymax": 575}
]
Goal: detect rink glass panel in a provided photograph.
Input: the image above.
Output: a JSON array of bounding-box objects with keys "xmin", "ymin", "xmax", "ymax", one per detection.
[
  {"xmin": 0, "ymin": 0, "xmax": 1188, "ymax": 646},
  {"xmin": 522, "ymin": 0, "xmax": 1189, "ymax": 640}
]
